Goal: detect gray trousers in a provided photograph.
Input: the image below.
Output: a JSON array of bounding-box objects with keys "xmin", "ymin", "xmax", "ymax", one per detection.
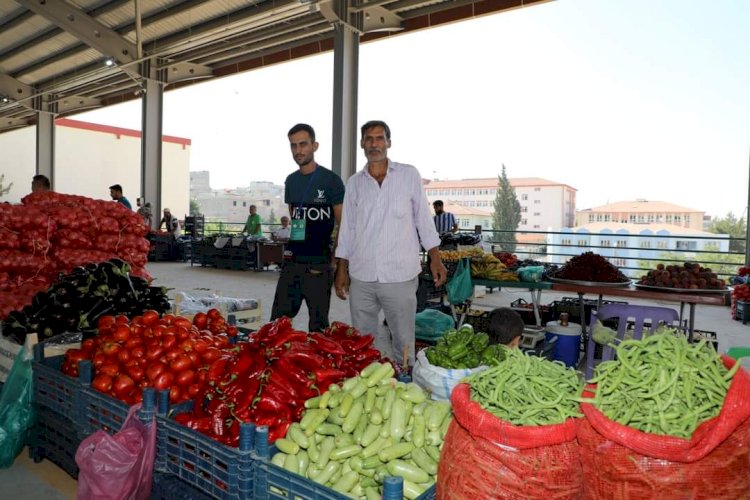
[{"xmin": 349, "ymin": 276, "xmax": 418, "ymax": 367}]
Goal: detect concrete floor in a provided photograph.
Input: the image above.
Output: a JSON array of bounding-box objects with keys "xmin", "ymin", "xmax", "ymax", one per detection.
[{"xmin": 3, "ymin": 260, "xmax": 748, "ymax": 498}]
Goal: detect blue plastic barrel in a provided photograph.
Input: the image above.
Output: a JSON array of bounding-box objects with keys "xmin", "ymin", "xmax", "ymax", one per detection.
[{"xmin": 545, "ymin": 320, "xmax": 581, "ymax": 368}]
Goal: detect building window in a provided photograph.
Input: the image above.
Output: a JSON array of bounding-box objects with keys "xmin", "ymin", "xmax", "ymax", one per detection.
[
  {"xmin": 521, "ymin": 218, "xmax": 528, "ymax": 225},
  {"xmin": 562, "ymin": 239, "xmax": 572, "ymax": 246},
  {"xmin": 676, "ymin": 241, "xmax": 697, "ymax": 250},
  {"xmin": 534, "ymin": 187, "xmax": 541, "ymax": 192},
  {"xmin": 657, "ymin": 241, "xmax": 667, "ymax": 249},
  {"xmin": 612, "ymin": 258, "xmax": 626, "ymax": 267},
  {"xmin": 637, "ymin": 215, "xmax": 645, "ymax": 223},
  {"xmin": 533, "ymin": 225, "xmax": 540, "ymax": 228},
  {"xmin": 595, "ymin": 214, "xmax": 602, "ymax": 222},
  {"xmin": 521, "ymin": 206, "xmax": 528, "ymax": 213},
  {"xmin": 243, "ymin": 201, "xmax": 247, "ymax": 207},
  {"xmin": 589, "ymin": 215, "xmax": 595, "ymax": 223},
  {"xmin": 674, "ymin": 215, "xmax": 682, "ymax": 223},
  {"xmin": 601, "ymin": 240, "xmax": 611, "ymax": 247},
  {"xmin": 666, "ymin": 215, "xmax": 673, "ymax": 223},
  {"xmin": 641, "ymin": 240, "xmax": 652, "ymax": 248},
  {"xmin": 533, "ymin": 212, "xmax": 541, "ymax": 216},
  {"xmin": 604, "ymin": 214, "xmax": 611, "ymax": 222},
  {"xmin": 647, "ymin": 214, "xmax": 654, "ymax": 223},
  {"xmin": 233, "ymin": 201, "xmax": 237, "ymax": 207},
  {"xmin": 522, "ymin": 194, "xmax": 528, "ymax": 201},
  {"xmin": 685, "ymin": 215, "xmax": 690, "ymax": 224},
  {"xmin": 461, "ymin": 219, "xmax": 470, "ymax": 228},
  {"xmin": 577, "ymin": 239, "xmax": 587, "ymax": 247},
  {"xmin": 629, "ymin": 215, "xmax": 636, "ymax": 223},
  {"xmin": 534, "ymin": 199, "xmax": 540, "ymax": 204},
  {"xmin": 617, "ymin": 240, "xmax": 627, "ymax": 248}
]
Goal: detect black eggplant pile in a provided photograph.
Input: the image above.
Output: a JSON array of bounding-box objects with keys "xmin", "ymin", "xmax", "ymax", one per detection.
[{"xmin": 2, "ymin": 258, "xmax": 170, "ymax": 343}]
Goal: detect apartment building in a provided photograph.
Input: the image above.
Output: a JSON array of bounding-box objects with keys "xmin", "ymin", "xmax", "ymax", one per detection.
[
  {"xmin": 190, "ymin": 171, "xmax": 285, "ymax": 225},
  {"xmin": 576, "ymin": 200, "xmax": 705, "ymax": 232},
  {"xmin": 423, "ymin": 177, "xmax": 577, "ymax": 242},
  {"xmin": 439, "ymin": 200, "xmax": 493, "ymax": 232}
]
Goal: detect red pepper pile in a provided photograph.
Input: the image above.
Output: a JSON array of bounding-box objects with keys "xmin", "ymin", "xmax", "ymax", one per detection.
[
  {"xmin": 0, "ymin": 192, "xmax": 151, "ymax": 319},
  {"xmin": 175, "ymin": 318, "xmax": 381, "ymax": 446},
  {"xmin": 739, "ymin": 266, "xmax": 750, "ymax": 277},
  {"xmin": 61, "ymin": 309, "xmax": 238, "ymax": 405}
]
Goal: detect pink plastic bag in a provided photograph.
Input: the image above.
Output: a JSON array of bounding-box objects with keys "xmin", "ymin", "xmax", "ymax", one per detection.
[{"xmin": 75, "ymin": 404, "xmax": 156, "ymax": 500}]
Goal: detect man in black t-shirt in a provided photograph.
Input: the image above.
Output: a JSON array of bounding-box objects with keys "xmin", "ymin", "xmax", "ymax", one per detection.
[{"xmin": 270, "ymin": 123, "xmax": 345, "ymax": 332}]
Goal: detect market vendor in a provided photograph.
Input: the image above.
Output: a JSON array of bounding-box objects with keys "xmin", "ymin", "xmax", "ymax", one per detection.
[
  {"xmin": 159, "ymin": 208, "xmax": 181, "ymax": 238},
  {"xmin": 241, "ymin": 204, "xmax": 264, "ymax": 237},
  {"xmin": 335, "ymin": 120, "xmax": 447, "ymax": 367},
  {"xmin": 272, "ymin": 216, "xmax": 291, "ymax": 242}
]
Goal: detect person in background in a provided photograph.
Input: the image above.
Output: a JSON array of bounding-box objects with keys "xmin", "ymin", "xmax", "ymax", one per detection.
[
  {"xmin": 31, "ymin": 174, "xmax": 51, "ymax": 193},
  {"xmin": 159, "ymin": 208, "xmax": 181, "ymax": 237},
  {"xmin": 486, "ymin": 307, "xmax": 525, "ymax": 348},
  {"xmin": 433, "ymin": 199, "xmax": 458, "ymax": 235},
  {"xmin": 241, "ymin": 204, "xmax": 263, "ymax": 237},
  {"xmin": 270, "ymin": 123, "xmax": 345, "ymax": 332},
  {"xmin": 272, "ymin": 216, "xmax": 291, "ymax": 242},
  {"xmin": 109, "ymin": 184, "xmax": 132, "ymax": 209},
  {"xmin": 136, "ymin": 198, "xmax": 153, "ymax": 227},
  {"xmin": 335, "ymin": 120, "xmax": 447, "ymax": 367}
]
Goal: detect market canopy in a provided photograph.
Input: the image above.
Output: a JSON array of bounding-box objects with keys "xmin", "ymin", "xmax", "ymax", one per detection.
[{"xmin": 0, "ymin": 0, "xmax": 548, "ymax": 131}]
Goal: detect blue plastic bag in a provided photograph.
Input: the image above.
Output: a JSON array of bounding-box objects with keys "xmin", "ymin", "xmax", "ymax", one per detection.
[
  {"xmin": 446, "ymin": 258, "xmax": 473, "ymax": 305},
  {"xmin": 0, "ymin": 341, "xmax": 35, "ymax": 468}
]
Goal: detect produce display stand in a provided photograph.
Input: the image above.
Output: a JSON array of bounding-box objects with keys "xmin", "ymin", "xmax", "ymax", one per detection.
[
  {"xmin": 550, "ymin": 282, "xmax": 727, "ymax": 341},
  {"xmin": 465, "ymin": 279, "xmax": 552, "ymax": 326},
  {"xmin": 255, "ymin": 242, "xmax": 285, "ymax": 270}
]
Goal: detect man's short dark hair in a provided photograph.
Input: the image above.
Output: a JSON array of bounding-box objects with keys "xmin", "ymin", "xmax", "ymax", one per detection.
[
  {"xmin": 361, "ymin": 120, "xmax": 391, "ymax": 140},
  {"xmin": 433, "ymin": 200, "xmax": 444, "ymax": 207},
  {"xmin": 109, "ymin": 184, "xmax": 123, "ymax": 192},
  {"xmin": 32, "ymin": 174, "xmax": 50, "ymax": 189},
  {"xmin": 288, "ymin": 123, "xmax": 316, "ymax": 141},
  {"xmin": 487, "ymin": 307, "xmax": 525, "ymax": 346}
]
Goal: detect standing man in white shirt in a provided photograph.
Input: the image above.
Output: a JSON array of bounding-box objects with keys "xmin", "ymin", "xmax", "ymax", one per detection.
[
  {"xmin": 334, "ymin": 120, "xmax": 447, "ymax": 367},
  {"xmin": 272, "ymin": 216, "xmax": 291, "ymax": 242}
]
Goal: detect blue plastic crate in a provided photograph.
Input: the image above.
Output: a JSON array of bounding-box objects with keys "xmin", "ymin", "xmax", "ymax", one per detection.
[
  {"xmin": 80, "ymin": 385, "xmax": 132, "ymax": 435},
  {"xmin": 32, "ymin": 344, "xmax": 89, "ymax": 422},
  {"xmin": 253, "ymin": 427, "xmax": 436, "ymax": 500},
  {"xmin": 151, "ymin": 472, "xmax": 215, "ymax": 500},
  {"xmin": 156, "ymin": 394, "xmax": 255, "ymax": 500},
  {"xmin": 30, "ymin": 406, "xmax": 84, "ymax": 479}
]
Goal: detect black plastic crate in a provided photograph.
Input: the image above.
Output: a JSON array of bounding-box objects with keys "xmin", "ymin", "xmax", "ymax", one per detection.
[
  {"xmin": 510, "ymin": 298, "xmax": 553, "ymax": 326},
  {"xmin": 456, "ymin": 307, "xmax": 491, "ymax": 333},
  {"xmin": 551, "ymin": 297, "xmax": 628, "ymax": 325},
  {"xmin": 735, "ymin": 300, "xmax": 750, "ymax": 324},
  {"xmin": 690, "ymin": 330, "xmax": 719, "ymax": 351},
  {"xmin": 417, "ymin": 273, "xmax": 444, "ymax": 312}
]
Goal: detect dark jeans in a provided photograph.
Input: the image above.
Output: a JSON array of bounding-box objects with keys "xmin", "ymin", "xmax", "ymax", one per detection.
[{"xmin": 270, "ymin": 261, "xmax": 333, "ymax": 332}]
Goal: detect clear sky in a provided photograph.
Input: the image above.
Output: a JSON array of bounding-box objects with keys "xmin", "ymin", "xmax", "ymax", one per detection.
[{"xmin": 78, "ymin": 0, "xmax": 750, "ymax": 219}]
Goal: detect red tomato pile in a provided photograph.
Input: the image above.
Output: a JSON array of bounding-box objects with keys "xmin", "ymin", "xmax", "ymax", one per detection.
[
  {"xmin": 0, "ymin": 192, "xmax": 150, "ymax": 319},
  {"xmin": 61, "ymin": 309, "xmax": 238, "ymax": 405},
  {"xmin": 174, "ymin": 318, "xmax": 382, "ymax": 446}
]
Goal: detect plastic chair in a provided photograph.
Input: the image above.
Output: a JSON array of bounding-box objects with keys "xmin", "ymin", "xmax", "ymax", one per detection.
[{"xmin": 586, "ymin": 304, "xmax": 680, "ymax": 379}]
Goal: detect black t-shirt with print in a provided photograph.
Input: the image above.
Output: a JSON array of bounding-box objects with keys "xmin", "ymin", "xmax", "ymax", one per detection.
[{"xmin": 284, "ymin": 165, "xmax": 345, "ymax": 263}]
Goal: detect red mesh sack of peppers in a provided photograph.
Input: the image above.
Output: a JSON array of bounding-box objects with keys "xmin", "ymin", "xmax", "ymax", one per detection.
[
  {"xmin": 0, "ymin": 191, "xmax": 150, "ymax": 319},
  {"xmin": 578, "ymin": 333, "xmax": 750, "ymax": 499},
  {"xmin": 438, "ymin": 349, "xmax": 584, "ymax": 500},
  {"xmin": 174, "ymin": 317, "xmax": 382, "ymax": 446}
]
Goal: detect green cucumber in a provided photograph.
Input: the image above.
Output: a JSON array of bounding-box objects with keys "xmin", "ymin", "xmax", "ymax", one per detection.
[
  {"xmin": 378, "ymin": 442, "xmax": 414, "ymax": 462},
  {"xmin": 425, "ymin": 445, "xmax": 441, "ymax": 462},
  {"xmin": 338, "ymin": 393, "xmax": 355, "ymax": 418},
  {"xmin": 360, "ymin": 424, "xmax": 382, "ymax": 448},
  {"xmin": 288, "ymin": 423, "xmax": 309, "ymax": 449},
  {"xmin": 316, "ymin": 423, "xmax": 343, "ymax": 436},
  {"xmin": 271, "ymin": 452, "xmax": 286, "ymax": 467},
  {"xmin": 360, "ymin": 361, "xmax": 383, "ymax": 378},
  {"xmin": 328, "ymin": 444, "xmax": 363, "ymax": 461},
  {"xmin": 412, "ymin": 415, "xmax": 425, "ymax": 448},
  {"xmin": 366, "ymin": 363, "xmax": 393, "ymax": 387},
  {"xmin": 312, "ymin": 461, "xmax": 339, "ymax": 485},
  {"xmin": 342, "ymin": 401, "xmax": 364, "ymax": 434},
  {"xmin": 365, "ymin": 387, "xmax": 377, "ymax": 413},
  {"xmin": 317, "ymin": 436, "xmax": 335, "ymax": 467},
  {"xmin": 353, "ymin": 412, "xmax": 369, "ymax": 445},
  {"xmin": 283, "ymin": 453, "xmax": 299, "ymax": 473},
  {"xmin": 410, "ymin": 447, "xmax": 437, "ymax": 475},
  {"xmin": 332, "ymin": 470, "xmax": 359, "ymax": 493},
  {"xmin": 369, "ymin": 407, "xmax": 384, "ymax": 425},
  {"xmin": 386, "ymin": 459, "xmax": 429, "ymax": 483},
  {"xmin": 334, "ymin": 433, "xmax": 355, "ymax": 448},
  {"xmin": 297, "ymin": 450, "xmax": 310, "ymax": 475},
  {"xmin": 275, "ymin": 438, "xmax": 299, "ymax": 455}
]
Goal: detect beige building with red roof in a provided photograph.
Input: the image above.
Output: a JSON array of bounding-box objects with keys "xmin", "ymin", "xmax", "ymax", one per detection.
[
  {"xmin": 575, "ymin": 200, "xmax": 705, "ymax": 232},
  {"xmin": 423, "ymin": 177, "xmax": 577, "ymax": 239}
]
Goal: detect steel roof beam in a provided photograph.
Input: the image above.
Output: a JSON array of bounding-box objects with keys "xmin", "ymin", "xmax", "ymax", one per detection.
[
  {"xmin": 15, "ymin": 0, "xmax": 138, "ymax": 66},
  {"xmin": 0, "ymin": 73, "xmax": 35, "ymax": 110}
]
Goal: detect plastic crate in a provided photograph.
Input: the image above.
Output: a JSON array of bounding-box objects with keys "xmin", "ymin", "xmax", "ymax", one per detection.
[
  {"xmin": 253, "ymin": 427, "xmax": 436, "ymax": 500},
  {"xmin": 151, "ymin": 472, "xmax": 216, "ymax": 500},
  {"xmin": 80, "ymin": 386, "xmax": 132, "ymax": 435},
  {"xmin": 32, "ymin": 344, "xmax": 89, "ymax": 421},
  {"xmin": 30, "ymin": 406, "xmax": 84, "ymax": 479},
  {"xmin": 456, "ymin": 307, "xmax": 491, "ymax": 333},
  {"xmin": 690, "ymin": 330, "xmax": 719, "ymax": 351},
  {"xmin": 510, "ymin": 298, "xmax": 553, "ymax": 326},
  {"xmin": 417, "ymin": 273, "xmax": 444, "ymax": 313},
  {"xmin": 551, "ymin": 297, "xmax": 628, "ymax": 325},
  {"xmin": 156, "ymin": 394, "xmax": 255, "ymax": 500},
  {"xmin": 735, "ymin": 300, "xmax": 750, "ymax": 324}
]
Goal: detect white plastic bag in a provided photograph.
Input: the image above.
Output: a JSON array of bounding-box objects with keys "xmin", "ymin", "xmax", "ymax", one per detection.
[{"xmin": 412, "ymin": 349, "xmax": 488, "ymax": 401}]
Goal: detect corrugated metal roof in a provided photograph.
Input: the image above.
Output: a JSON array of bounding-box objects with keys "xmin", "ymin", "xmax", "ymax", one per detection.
[{"xmin": 0, "ymin": 0, "xmax": 549, "ymax": 131}]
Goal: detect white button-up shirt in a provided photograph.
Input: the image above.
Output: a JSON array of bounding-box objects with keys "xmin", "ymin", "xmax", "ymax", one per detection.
[{"xmin": 336, "ymin": 160, "xmax": 441, "ymax": 283}]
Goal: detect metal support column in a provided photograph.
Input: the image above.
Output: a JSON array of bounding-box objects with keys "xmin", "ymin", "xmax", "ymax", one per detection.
[
  {"xmin": 35, "ymin": 95, "xmax": 56, "ymax": 188},
  {"xmin": 140, "ymin": 59, "xmax": 164, "ymax": 228},
  {"xmin": 330, "ymin": 1, "xmax": 360, "ymax": 182},
  {"xmin": 746, "ymin": 145, "xmax": 750, "ymax": 266}
]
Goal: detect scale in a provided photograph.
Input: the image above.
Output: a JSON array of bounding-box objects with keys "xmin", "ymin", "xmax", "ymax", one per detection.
[{"xmin": 520, "ymin": 326, "xmax": 546, "ymax": 349}]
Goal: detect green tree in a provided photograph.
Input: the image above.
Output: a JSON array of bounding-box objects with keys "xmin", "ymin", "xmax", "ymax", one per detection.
[
  {"xmin": 491, "ymin": 165, "xmax": 522, "ymax": 252},
  {"xmin": 707, "ymin": 212, "xmax": 746, "ymax": 254},
  {"xmin": 0, "ymin": 174, "xmax": 12, "ymax": 198},
  {"xmin": 189, "ymin": 198, "xmax": 201, "ymax": 215},
  {"xmin": 267, "ymin": 208, "xmax": 278, "ymax": 225}
]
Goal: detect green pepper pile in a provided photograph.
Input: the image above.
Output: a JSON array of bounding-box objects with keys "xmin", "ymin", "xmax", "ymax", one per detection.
[{"xmin": 424, "ymin": 325, "xmax": 505, "ymax": 369}]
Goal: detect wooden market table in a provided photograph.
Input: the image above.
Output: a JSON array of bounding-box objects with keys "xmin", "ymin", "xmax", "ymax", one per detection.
[
  {"xmin": 550, "ymin": 282, "xmax": 728, "ymax": 341},
  {"xmin": 461, "ymin": 279, "xmax": 553, "ymax": 326}
]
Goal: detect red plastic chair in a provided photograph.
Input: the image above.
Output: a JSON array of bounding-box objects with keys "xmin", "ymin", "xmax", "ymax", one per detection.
[{"xmin": 586, "ymin": 303, "xmax": 680, "ymax": 379}]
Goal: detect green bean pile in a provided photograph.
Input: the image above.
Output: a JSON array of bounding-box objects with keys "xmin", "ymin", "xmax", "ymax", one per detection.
[
  {"xmin": 464, "ymin": 349, "xmax": 583, "ymax": 425},
  {"xmin": 589, "ymin": 332, "xmax": 741, "ymax": 438}
]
